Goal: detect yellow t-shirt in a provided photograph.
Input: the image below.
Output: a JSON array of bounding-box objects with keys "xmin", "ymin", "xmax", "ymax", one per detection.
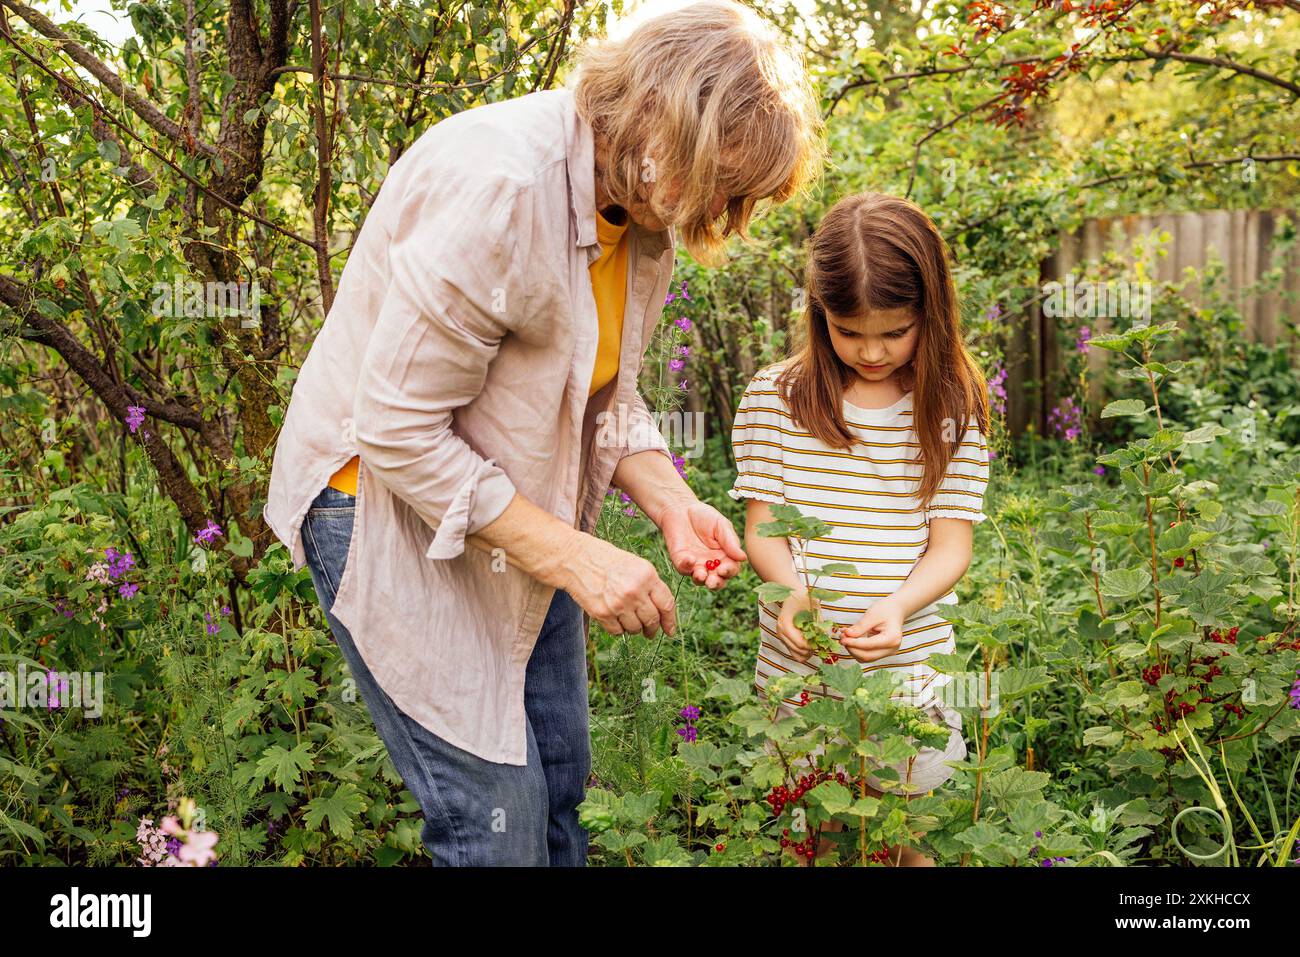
[
  {"xmin": 326, "ymin": 207, "xmax": 631, "ymax": 496},
  {"xmin": 586, "ymin": 206, "xmax": 631, "ymax": 396}
]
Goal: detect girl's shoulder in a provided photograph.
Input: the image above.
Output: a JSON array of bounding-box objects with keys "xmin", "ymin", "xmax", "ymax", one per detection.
[
  {"xmin": 746, "ymin": 361, "xmax": 792, "ymax": 393},
  {"xmin": 734, "ymin": 364, "xmax": 794, "ymax": 428}
]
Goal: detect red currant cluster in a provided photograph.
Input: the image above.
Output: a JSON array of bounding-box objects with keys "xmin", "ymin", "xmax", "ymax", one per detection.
[
  {"xmin": 705, "ymin": 559, "xmax": 720, "ymax": 572},
  {"xmin": 779, "ymin": 831, "xmax": 818, "ymax": 861},
  {"xmin": 1210, "ymin": 627, "xmax": 1240, "ymax": 645},
  {"xmin": 765, "ymin": 768, "xmax": 849, "ymax": 817},
  {"xmin": 1141, "ymin": 664, "xmax": 1165, "ymax": 686}
]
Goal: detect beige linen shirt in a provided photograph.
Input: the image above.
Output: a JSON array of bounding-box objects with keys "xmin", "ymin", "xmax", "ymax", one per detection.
[{"xmin": 263, "ymin": 86, "xmax": 677, "ymax": 764}]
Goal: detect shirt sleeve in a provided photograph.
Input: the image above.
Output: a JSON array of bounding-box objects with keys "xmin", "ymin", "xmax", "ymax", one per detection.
[
  {"xmin": 727, "ymin": 373, "xmax": 786, "ymax": 505},
  {"xmin": 615, "ymin": 389, "xmax": 674, "ymax": 464},
  {"xmin": 352, "ymin": 165, "xmax": 544, "ymax": 561},
  {"xmin": 925, "ymin": 420, "xmax": 990, "ymax": 524}
]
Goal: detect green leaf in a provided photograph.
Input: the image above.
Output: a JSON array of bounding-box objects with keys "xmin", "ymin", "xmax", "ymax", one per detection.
[
  {"xmin": 254, "ymin": 742, "xmax": 315, "ymax": 791},
  {"xmin": 1101, "ymin": 398, "xmax": 1148, "ymax": 419},
  {"xmin": 303, "ymin": 784, "xmax": 367, "ymax": 840},
  {"xmin": 1101, "ymin": 567, "xmax": 1151, "ymax": 599},
  {"xmin": 96, "ymin": 139, "xmax": 121, "ymax": 165},
  {"xmin": 805, "ymin": 780, "xmax": 853, "ymax": 815},
  {"xmin": 755, "ymin": 582, "xmax": 793, "ymax": 604}
]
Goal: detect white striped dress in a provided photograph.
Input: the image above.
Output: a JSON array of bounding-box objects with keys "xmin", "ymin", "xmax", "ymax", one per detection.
[{"xmin": 727, "ymin": 363, "xmax": 990, "ymax": 711}]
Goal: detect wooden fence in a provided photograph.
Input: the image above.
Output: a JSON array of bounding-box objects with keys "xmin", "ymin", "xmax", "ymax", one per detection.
[{"xmin": 1006, "ymin": 208, "xmax": 1300, "ymax": 437}]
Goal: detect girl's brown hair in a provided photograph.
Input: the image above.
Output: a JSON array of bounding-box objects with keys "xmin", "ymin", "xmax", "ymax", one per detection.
[
  {"xmin": 571, "ymin": 0, "xmax": 825, "ymax": 267},
  {"xmin": 775, "ymin": 192, "xmax": 990, "ymax": 509}
]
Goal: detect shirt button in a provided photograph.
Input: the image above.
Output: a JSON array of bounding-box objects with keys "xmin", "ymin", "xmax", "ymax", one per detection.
[{"xmin": 340, "ymin": 417, "xmax": 356, "ymax": 446}]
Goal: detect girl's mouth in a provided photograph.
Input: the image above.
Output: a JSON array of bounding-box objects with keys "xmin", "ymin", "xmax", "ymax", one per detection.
[{"xmin": 858, "ymin": 363, "xmax": 888, "ymax": 372}]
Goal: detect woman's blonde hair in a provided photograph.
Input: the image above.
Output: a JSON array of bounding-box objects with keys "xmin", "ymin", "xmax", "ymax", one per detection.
[{"xmin": 571, "ymin": 0, "xmax": 825, "ymax": 266}]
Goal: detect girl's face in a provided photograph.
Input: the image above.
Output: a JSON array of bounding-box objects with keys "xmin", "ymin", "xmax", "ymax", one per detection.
[{"xmin": 825, "ymin": 306, "xmax": 920, "ymax": 386}]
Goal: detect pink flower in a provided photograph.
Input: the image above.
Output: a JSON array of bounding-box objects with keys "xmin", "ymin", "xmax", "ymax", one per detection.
[{"xmin": 177, "ymin": 829, "xmax": 219, "ymax": 867}]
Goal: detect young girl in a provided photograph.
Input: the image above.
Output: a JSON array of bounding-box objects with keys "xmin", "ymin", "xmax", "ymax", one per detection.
[{"xmin": 728, "ymin": 192, "xmax": 991, "ymax": 863}]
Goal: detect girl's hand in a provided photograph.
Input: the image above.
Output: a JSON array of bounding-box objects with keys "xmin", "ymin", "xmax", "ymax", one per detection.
[
  {"xmin": 839, "ymin": 598, "xmax": 905, "ymax": 663},
  {"xmin": 775, "ymin": 588, "xmax": 814, "ymax": 663}
]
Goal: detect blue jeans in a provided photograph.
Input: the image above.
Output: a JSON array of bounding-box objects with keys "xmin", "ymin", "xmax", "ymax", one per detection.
[{"xmin": 298, "ymin": 484, "xmax": 591, "ymax": 866}]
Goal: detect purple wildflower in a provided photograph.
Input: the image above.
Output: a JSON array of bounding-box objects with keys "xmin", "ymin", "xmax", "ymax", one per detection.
[
  {"xmin": 105, "ymin": 548, "xmax": 135, "ymax": 580},
  {"xmin": 674, "ymin": 316, "xmax": 693, "ymax": 332},
  {"xmin": 118, "ymin": 582, "xmax": 139, "ymax": 600},
  {"xmin": 987, "ymin": 363, "xmax": 1008, "ymax": 416},
  {"xmin": 1094, "ymin": 465, "xmax": 1106, "ymax": 476},
  {"xmin": 194, "ymin": 519, "xmax": 223, "ymax": 546},
  {"xmin": 680, "ymin": 705, "xmax": 701, "ymax": 722},
  {"xmin": 1289, "ymin": 671, "xmax": 1300, "ymax": 710},
  {"xmin": 675, "ymin": 724, "xmax": 698, "ymax": 743},
  {"xmin": 678, "ymin": 378, "xmax": 689, "ymax": 391},
  {"xmin": 668, "ymin": 358, "xmax": 685, "ymax": 372},
  {"xmin": 1048, "ymin": 396, "xmax": 1083, "ymax": 442},
  {"xmin": 985, "ymin": 303, "xmax": 1003, "ymax": 321},
  {"xmin": 1075, "ymin": 326, "xmax": 1091, "ymax": 354},
  {"xmin": 125, "ymin": 405, "xmax": 146, "ymax": 434},
  {"xmin": 671, "ymin": 453, "xmax": 687, "ymax": 479}
]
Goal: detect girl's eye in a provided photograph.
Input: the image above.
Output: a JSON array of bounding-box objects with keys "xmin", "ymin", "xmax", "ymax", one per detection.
[{"xmin": 886, "ymin": 329, "xmax": 909, "ymax": 339}]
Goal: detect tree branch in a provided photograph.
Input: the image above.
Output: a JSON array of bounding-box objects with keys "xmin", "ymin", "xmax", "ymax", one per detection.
[{"xmin": 0, "ymin": 0, "xmax": 226, "ymax": 159}]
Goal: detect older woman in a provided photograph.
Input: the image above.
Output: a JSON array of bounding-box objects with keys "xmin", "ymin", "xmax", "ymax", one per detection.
[{"xmin": 263, "ymin": 0, "xmax": 823, "ymax": 866}]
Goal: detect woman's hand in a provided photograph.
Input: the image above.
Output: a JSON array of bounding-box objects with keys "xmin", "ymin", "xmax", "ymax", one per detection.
[
  {"xmin": 838, "ymin": 597, "xmax": 905, "ymax": 663},
  {"xmin": 658, "ymin": 501, "xmax": 746, "ymax": 590},
  {"xmin": 774, "ymin": 587, "xmax": 814, "ymax": 663},
  {"xmin": 563, "ymin": 535, "xmax": 677, "ymax": 638}
]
